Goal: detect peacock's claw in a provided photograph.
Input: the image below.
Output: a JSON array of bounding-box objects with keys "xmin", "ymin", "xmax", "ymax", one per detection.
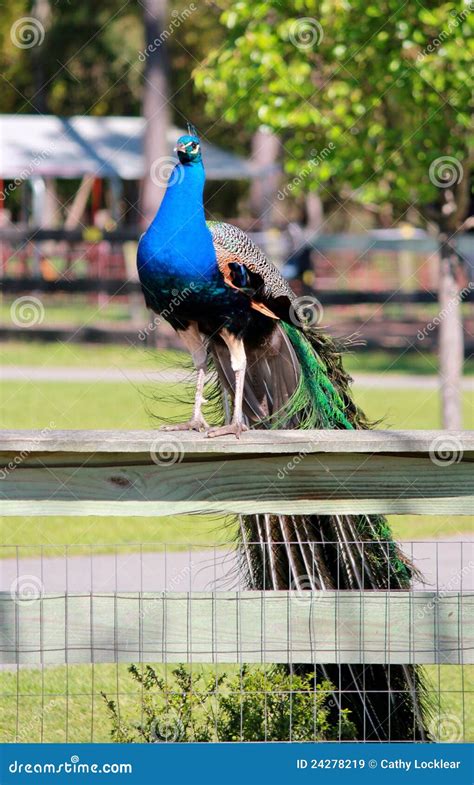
[
  {"xmin": 161, "ymin": 417, "xmax": 210, "ymax": 433},
  {"xmin": 206, "ymin": 422, "xmax": 249, "ymax": 439}
]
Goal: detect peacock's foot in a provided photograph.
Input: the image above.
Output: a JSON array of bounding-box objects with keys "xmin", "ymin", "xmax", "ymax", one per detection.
[
  {"xmin": 206, "ymin": 422, "xmax": 249, "ymax": 439},
  {"xmin": 161, "ymin": 416, "xmax": 210, "ymax": 433}
]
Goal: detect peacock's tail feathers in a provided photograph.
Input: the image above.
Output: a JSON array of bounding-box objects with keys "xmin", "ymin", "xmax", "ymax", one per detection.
[{"xmin": 207, "ymin": 321, "xmax": 430, "ymax": 740}]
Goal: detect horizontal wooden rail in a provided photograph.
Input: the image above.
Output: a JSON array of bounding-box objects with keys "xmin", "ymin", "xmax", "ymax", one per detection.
[
  {"xmin": 0, "ymin": 430, "xmax": 472, "ymax": 517},
  {"xmin": 1, "ymin": 591, "xmax": 471, "ymax": 666}
]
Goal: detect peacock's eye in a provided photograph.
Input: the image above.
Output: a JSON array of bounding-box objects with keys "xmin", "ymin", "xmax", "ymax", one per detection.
[{"xmin": 190, "ymin": 142, "xmax": 198, "ymax": 150}]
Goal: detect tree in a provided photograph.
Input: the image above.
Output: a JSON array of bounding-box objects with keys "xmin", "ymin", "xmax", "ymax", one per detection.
[
  {"xmin": 196, "ymin": 0, "xmax": 473, "ymax": 427},
  {"xmin": 140, "ymin": 0, "xmax": 171, "ymax": 226}
]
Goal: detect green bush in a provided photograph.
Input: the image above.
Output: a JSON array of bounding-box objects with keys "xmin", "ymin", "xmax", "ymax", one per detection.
[{"xmin": 102, "ymin": 664, "xmax": 356, "ymax": 742}]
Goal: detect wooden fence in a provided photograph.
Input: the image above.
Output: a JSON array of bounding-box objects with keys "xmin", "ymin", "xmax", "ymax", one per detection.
[{"xmin": 1, "ymin": 429, "xmax": 473, "ymax": 668}]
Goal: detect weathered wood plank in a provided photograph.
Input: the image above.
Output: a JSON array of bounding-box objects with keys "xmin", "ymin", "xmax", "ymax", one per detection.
[
  {"xmin": 0, "ymin": 453, "xmax": 472, "ymax": 516},
  {"xmin": 0, "ymin": 428, "xmax": 473, "ymax": 458},
  {"xmin": 1, "ymin": 429, "xmax": 471, "ymax": 516},
  {"xmin": 1, "ymin": 591, "xmax": 471, "ymax": 666}
]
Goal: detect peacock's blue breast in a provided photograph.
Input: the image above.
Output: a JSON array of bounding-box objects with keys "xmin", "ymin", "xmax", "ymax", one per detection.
[{"xmin": 137, "ymin": 223, "xmax": 218, "ymax": 283}]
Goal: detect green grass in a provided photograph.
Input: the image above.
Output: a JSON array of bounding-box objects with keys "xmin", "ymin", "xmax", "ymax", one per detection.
[
  {"xmin": 0, "ymin": 340, "xmax": 184, "ymax": 371},
  {"xmin": 2, "ymin": 339, "xmax": 473, "ymax": 375},
  {"xmin": 1, "ymin": 298, "xmax": 132, "ymax": 326},
  {"xmin": 0, "ymin": 663, "xmax": 471, "ymax": 743},
  {"xmin": 343, "ymin": 348, "xmax": 474, "ymax": 376},
  {"xmin": 0, "ymin": 345, "xmax": 472, "ymax": 745},
  {"xmin": 1, "ymin": 375, "xmax": 472, "ymax": 553}
]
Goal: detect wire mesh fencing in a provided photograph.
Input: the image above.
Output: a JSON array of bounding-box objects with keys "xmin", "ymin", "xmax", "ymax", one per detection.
[{"xmin": 1, "ymin": 540, "xmax": 472, "ymax": 743}]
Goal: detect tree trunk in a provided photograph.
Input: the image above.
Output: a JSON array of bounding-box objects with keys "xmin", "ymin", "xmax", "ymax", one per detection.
[
  {"xmin": 31, "ymin": 0, "xmax": 51, "ymax": 113},
  {"xmin": 140, "ymin": 0, "xmax": 171, "ymax": 228},
  {"xmin": 249, "ymin": 128, "xmax": 280, "ymax": 230},
  {"xmin": 305, "ymin": 192, "xmax": 324, "ymax": 233},
  {"xmin": 438, "ymin": 235, "xmax": 464, "ymax": 429}
]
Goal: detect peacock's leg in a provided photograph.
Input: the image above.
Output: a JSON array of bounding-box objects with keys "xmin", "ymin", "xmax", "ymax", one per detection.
[
  {"xmin": 162, "ymin": 321, "xmax": 210, "ymax": 432},
  {"xmin": 208, "ymin": 328, "xmax": 249, "ymax": 438}
]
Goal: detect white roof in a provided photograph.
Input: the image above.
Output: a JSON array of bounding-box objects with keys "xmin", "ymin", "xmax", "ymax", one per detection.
[{"xmin": 0, "ymin": 115, "xmax": 258, "ymax": 181}]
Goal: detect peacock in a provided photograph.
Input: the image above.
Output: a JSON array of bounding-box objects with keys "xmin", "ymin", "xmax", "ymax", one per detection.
[{"xmin": 137, "ymin": 126, "xmax": 429, "ymax": 741}]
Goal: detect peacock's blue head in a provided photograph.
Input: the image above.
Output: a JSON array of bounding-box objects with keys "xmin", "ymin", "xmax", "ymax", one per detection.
[{"xmin": 174, "ymin": 133, "xmax": 202, "ymax": 165}]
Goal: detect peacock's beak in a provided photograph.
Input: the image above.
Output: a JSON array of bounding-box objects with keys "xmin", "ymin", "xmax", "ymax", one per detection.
[{"xmin": 174, "ymin": 143, "xmax": 187, "ymax": 153}]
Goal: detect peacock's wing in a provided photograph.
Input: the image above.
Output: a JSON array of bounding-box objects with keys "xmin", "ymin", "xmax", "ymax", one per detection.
[{"xmin": 207, "ymin": 220, "xmax": 295, "ymax": 320}]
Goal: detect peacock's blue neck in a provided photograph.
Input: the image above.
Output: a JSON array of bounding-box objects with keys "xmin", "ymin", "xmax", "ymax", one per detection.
[
  {"xmin": 139, "ymin": 161, "xmax": 217, "ymax": 283},
  {"xmin": 151, "ymin": 161, "xmax": 205, "ymax": 232}
]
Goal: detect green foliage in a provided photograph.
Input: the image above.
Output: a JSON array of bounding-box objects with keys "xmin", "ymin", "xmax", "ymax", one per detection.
[
  {"xmin": 196, "ymin": 0, "xmax": 473, "ymax": 228},
  {"xmin": 102, "ymin": 663, "xmax": 356, "ymax": 742}
]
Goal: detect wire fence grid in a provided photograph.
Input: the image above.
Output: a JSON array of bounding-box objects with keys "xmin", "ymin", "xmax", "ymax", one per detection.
[{"xmin": 0, "ymin": 539, "xmax": 472, "ymax": 743}]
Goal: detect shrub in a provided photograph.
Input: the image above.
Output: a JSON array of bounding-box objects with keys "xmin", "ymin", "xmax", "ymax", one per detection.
[{"xmin": 102, "ymin": 664, "xmax": 356, "ymax": 742}]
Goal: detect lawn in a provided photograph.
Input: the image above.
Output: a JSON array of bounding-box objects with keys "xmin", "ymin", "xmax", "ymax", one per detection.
[
  {"xmin": 1, "ymin": 355, "xmax": 472, "ymax": 553},
  {"xmin": 0, "ymin": 340, "xmax": 184, "ymax": 371},
  {"xmin": 0, "ymin": 341, "xmax": 472, "ymax": 745},
  {"xmin": 2, "ymin": 339, "xmax": 473, "ymax": 375},
  {"xmin": 0, "ymin": 663, "xmax": 471, "ymax": 743}
]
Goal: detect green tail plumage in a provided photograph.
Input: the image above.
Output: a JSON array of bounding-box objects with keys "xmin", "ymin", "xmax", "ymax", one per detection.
[
  {"xmin": 210, "ymin": 319, "xmax": 431, "ymax": 741},
  {"xmin": 279, "ymin": 322, "xmax": 354, "ymax": 430}
]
